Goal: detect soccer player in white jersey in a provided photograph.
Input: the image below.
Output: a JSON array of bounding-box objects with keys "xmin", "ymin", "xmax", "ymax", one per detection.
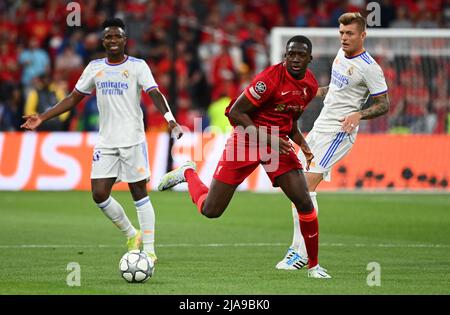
[
  {"xmin": 276, "ymin": 12, "xmax": 390, "ymax": 270},
  {"xmin": 21, "ymin": 18, "xmax": 183, "ymax": 264}
]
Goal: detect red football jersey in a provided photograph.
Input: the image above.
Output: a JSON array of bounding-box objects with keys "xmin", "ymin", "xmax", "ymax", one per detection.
[{"xmin": 226, "ymin": 62, "xmax": 318, "ymax": 137}]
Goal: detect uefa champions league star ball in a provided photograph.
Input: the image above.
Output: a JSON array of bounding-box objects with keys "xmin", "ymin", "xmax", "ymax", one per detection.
[{"xmin": 119, "ymin": 250, "xmax": 154, "ymax": 283}]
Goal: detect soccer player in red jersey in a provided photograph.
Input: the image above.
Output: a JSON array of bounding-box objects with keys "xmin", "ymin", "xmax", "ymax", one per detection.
[{"xmin": 158, "ymin": 36, "xmax": 330, "ymax": 278}]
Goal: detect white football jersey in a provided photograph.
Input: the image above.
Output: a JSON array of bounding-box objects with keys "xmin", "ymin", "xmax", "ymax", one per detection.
[
  {"xmin": 75, "ymin": 56, "xmax": 158, "ymax": 148},
  {"xmin": 313, "ymin": 48, "xmax": 388, "ymax": 132}
]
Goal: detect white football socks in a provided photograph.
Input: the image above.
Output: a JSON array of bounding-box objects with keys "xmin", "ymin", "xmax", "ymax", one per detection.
[
  {"xmin": 97, "ymin": 196, "xmax": 136, "ymax": 238},
  {"xmin": 290, "ymin": 192, "xmax": 319, "ymax": 258},
  {"xmin": 134, "ymin": 196, "xmax": 156, "ymax": 254}
]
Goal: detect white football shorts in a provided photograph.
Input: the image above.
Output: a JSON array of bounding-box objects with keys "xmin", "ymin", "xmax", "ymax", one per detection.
[
  {"xmin": 91, "ymin": 142, "xmax": 150, "ymax": 183},
  {"xmin": 298, "ymin": 130, "xmax": 357, "ymax": 182}
]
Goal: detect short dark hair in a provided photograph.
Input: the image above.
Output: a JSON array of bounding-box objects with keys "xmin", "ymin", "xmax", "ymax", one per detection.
[
  {"xmin": 286, "ymin": 35, "xmax": 312, "ymax": 54},
  {"xmin": 102, "ymin": 17, "xmax": 125, "ymax": 31}
]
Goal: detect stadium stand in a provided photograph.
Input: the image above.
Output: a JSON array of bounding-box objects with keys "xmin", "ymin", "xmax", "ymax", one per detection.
[{"xmin": 0, "ymin": 0, "xmax": 448, "ymax": 133}]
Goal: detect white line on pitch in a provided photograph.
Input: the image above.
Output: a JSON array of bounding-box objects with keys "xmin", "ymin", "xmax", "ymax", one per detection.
[{"xmin": 0, "ymin": 242, "xmax": 448, "ymax": 249}]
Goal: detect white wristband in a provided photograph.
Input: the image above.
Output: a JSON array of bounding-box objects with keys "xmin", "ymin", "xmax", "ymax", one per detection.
[{"xmin": 164, "ymin": 111, "xmax": 175, "ymax": 123}]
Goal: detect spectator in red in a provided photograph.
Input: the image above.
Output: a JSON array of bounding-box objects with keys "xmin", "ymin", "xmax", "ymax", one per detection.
[
  {"xmin": 248, "ymin": 0, "xmax": 284, "ymax": 29},
  {"xmin": 0, "ymin": 11, "xmax": 19, "ymax": 45},
  {"xmin": 55, "ymin": 46, "xmax": 83, "ymax": 75},
  {"xmin": 0, "ymin": 41, "xmax": 20, "ymax": 84},
  {"xmin": 23, "ymin": 10, "xmax": 52, "ymax": 47},
  {"xmin": 397, "ymin": 73, "xmax": 433, "ymax": 132},
  {"xmin": 289, "ymin": 0, "xmax": 313, "ymax": 26},
  {"xmin": 210, "ymin": 41, "xmax": 237, "ymax": 101},
  {"xmin": 311, "ymin": 2, "xmax": 332, "ymax": 27},
  {"xmin": 175, "ymin": 94, "xmax": 203, "ymax": 131},
  {"xmin": 432, "ymin": 71, "xmax": 450, "ymax": 133}
]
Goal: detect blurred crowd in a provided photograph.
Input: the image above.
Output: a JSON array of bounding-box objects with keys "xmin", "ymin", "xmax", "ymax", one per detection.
[{"xmin": 0, "ymin": 0, "xmax": 449, "ymax": 133}]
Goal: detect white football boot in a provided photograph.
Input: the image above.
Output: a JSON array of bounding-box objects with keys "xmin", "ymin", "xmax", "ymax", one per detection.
[
  {"xmin": 307, "ymin": 264, "xmax": 331, "ymax": 279},
  {"xmin": 158, "ymin": 161, "xmax": 197, "ymax": 191},
  {"xmin": 275, "ymin": 247, "xmax": 308, "ymax": 270}
]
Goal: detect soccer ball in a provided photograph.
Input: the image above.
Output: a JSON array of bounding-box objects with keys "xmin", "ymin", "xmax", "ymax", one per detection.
[{"xmin": 119, "ymin": 250, "xmax": 154, "ymax": 283}]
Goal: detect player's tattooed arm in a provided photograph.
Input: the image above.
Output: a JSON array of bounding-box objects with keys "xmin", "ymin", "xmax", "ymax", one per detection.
[
  {"xmin": 359, "ymin": 93, "xmax": 390, "ymax": 120},
  {"xmin": 341, "ymin": 92, "xmax": 390, "ymax": 133},
  {"xmin": 315, "ymin": 86, "xmax": 329, "ymax": 98}
]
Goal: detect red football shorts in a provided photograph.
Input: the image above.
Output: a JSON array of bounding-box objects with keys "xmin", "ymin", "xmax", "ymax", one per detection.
[{"xmin": 212, "ymin": 132, "xmax": 303, "ymax": 187}]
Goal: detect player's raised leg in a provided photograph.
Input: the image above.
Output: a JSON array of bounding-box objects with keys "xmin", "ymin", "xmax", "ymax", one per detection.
[
  {"xmin": 276, "ymin": 172, "xmax": 323, "ymax": 270},
  {"xmin": 275, "ymin": 170, "xmax": 330, "ymax": 278},
  {"xmin": 129, "ymin": 180, "xmax": 157, "ymax": 262},
  {"xmin": 158, "ymin": 161, "xmax": 239, "ymax": 218},
  {"xmin": 92, "ymin": 178, "xmax": 140, "ymax": 250},
  {"xmin": 199, "ymin": 178, "xmax": 238, "ymax": 218}
]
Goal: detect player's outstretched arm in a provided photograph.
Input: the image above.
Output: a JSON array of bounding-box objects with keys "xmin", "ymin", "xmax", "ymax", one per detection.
[
  {"xmin": 340, "ymin": 92, "xmax": 390, "ymax": 133},
  {"xmin": 228, "ymin": 92, "xmax": 292, "ymax": 154},
  {"xmin": 289, "ymin": 119, "xmax": 313, "ymax": 170},
  {"xmin": 147, "ymin": 88, "xmax": 183, "ymax": 139},
  {"xmin": 315, "ymin": 86, "xmax": 329, "ymax": 98},
  {"xmin": 21, "ymin": 90, "xmax": 85, "ymax": 131}
]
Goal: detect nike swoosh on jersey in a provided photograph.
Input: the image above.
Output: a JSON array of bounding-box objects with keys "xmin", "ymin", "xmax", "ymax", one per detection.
[{"xmin": 281, "ymin": 91, "xmax": 291, "ymax": 95}]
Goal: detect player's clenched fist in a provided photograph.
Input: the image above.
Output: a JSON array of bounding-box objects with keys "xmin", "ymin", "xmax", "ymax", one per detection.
[{"xmin": 169, "ymin": 121, "xmax": 184, "ymax": 140}]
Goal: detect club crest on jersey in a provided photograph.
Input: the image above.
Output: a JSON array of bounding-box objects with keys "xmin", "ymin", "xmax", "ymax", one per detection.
[
  {"xmin": 255, "ymin": 81, "xmax": 266, "ymax": 94},
  {"xmin": 291, "ymin": 87, "xmax": 308, "ymax": 100},
  {"xmin": 346, "ymin": 66, "xmax": 354, "ymax": 76},
  {"xmin": 122, "ymin": 70, "xmax": 129, "ymax": 78},
  {"xmin": 93, "ymin": 150, "xmax": 101, "ymax": 162}
]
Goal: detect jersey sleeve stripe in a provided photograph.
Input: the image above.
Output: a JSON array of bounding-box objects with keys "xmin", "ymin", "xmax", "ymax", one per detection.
[
  {"xmin": 344, "ymin": 50, "xmax": 365, "ymax": 59},
  {"xmin": 74, "ymin": 87, "xmax": 91, "ymax": 96},
  {"xmin": 370, "ymin": 89, "xmax": 388, "ymax": 97},
  {"xmin": 145, "ymin": 86, "xmax": 158, "ymax": 93},
  {"xmin": 244, "ymin": 88, "xmax": 261, "ymax": 107},
  {"xmin": 360, "ymin": 53, "xmax": 373, "ymax": 64}
]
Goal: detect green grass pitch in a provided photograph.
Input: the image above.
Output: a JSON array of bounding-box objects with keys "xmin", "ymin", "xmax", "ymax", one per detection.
[{"xmin": 0, "ymin": 191, "xmax": 449, "ymax": 295}]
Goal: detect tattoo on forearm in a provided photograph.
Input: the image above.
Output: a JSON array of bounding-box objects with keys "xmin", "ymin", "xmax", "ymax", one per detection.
[{"xmin": 360, "ymin": 94, "xmax": 390, "ymax": 120}]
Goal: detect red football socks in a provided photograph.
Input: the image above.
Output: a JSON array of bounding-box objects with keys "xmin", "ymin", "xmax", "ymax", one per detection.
[
  {"xmin": 184, "ymin": 168, "xmax": 209, "ymax": 213},
  {"xmin": 298, "ymin": 208, "xmax": 319, "ymax": 268}
]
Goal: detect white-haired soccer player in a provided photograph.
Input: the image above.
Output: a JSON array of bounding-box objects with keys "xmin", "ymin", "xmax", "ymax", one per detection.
[
  {"xmin": 276, "ymin": 12, "xmax": 390, "ymax": 270},
  {"xmin": 21, "ymin": 18, "xmax": 183, "ymax": 263}
]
